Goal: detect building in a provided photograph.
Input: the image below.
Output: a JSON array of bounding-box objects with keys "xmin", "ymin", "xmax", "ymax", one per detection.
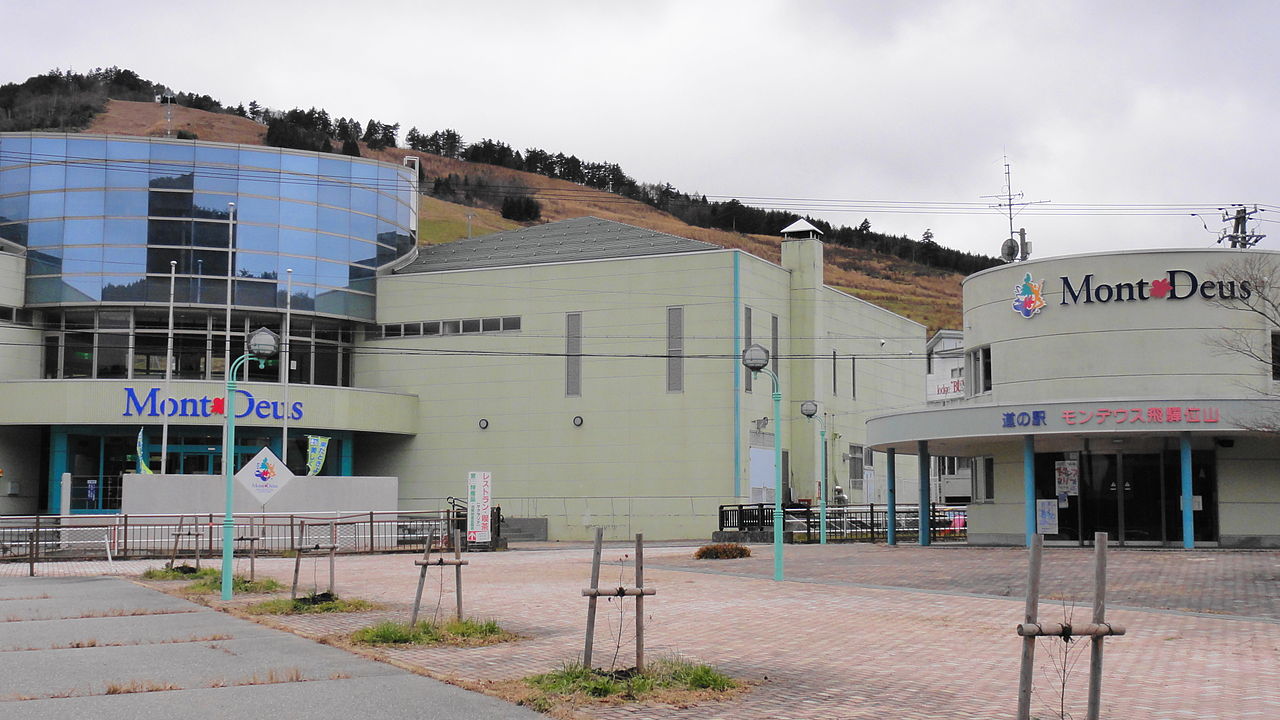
[
  {"xmin": 0, "ymin": 132, "xmax": 925, "ymax": 540},
  {"xmin": 868, "ymin": 248, "xmax": 1280, "ymax": 548}
]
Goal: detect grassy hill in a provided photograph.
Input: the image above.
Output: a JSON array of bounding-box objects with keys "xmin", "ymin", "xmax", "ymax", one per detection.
[{"xmin": 86, "ymin": 100, "xmax": 964, "ymax": 332}]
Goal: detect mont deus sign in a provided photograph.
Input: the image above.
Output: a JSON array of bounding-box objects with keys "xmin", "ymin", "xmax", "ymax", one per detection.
[
  {"xmin": 1014, "ymin": 269, "xmax": 1252, "ymax": 319},
  {"xmin": 122, "ymin": 387, "xmax": 303, "ymax": 421}
]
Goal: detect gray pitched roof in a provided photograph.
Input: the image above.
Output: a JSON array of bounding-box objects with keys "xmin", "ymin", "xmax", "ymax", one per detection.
[{"xmin": 396, "ymin": 216, "xmax": 721, "ymax": 274}]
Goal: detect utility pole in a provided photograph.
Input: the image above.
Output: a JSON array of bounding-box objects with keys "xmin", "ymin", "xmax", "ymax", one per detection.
[{"xmin": 1217, "ymin": 205, "xmax": 1266, "ymax": 248}]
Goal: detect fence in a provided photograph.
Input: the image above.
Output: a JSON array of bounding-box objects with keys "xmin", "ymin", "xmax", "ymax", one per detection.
[
  {"xmin": 0, "ymin": 507, "xmax": 503, "ymax": 573},
  {"xmin": 718, "ymin": 503, "xmax": 967, "ymax": 544}
]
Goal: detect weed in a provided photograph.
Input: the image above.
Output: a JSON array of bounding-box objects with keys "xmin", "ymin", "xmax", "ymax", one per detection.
[
  {"xmin": 141, "ymin": 566, "xmax": 217, "ymax": 581},
  {"xmin": 104, "ymin": 680, "xmax": 181, "ymax": 695},
  {"xmin": 350, "ymin": 618, "xmax": 511, "ymax": 647},
  {"xmin": 694, "ymin": 543, "xmax": 751, "ymax": 560},
  {"xmin": 243, "ymin": 595, "xmax": 375, "ymax": 615},
  {"xmin": 182, "ymin": 571, "xmax": 283, "ymax": 595},
  {"xmin": 524, "ymin": 657, "xmax": 737, "ymax": 706}
]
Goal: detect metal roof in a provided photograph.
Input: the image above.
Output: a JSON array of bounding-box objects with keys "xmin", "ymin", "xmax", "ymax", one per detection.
[
  {"xmin": 780, "ymin": 218, "xmax": 822, "ymax": 236},
  {"xmin": 396, "ymin": 216, "xmax": 721, "ymax": 274}
]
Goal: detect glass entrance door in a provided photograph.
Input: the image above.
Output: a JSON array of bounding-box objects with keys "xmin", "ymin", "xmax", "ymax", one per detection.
[{"xmin": 1080, "ymin": 451, "xmax": 1216, "ymax": 545}]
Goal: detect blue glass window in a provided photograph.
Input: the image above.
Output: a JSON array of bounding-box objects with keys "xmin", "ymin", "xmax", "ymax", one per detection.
[
  {"xmin": 27, "ymin": 248, "xmax": 62, "ymax": 275},
  {"xmin": 280, "ymin": 200, "xmax": 316, "ymax": 229},
  {"xmin": 30, "ymin": 137, "xmax": 66, "ymax": 173},
  {"xmin": 64, "ymin": 275, "xmax": 103, "ymax": 302},
  {"xmin": 64, "ymin": 190, "xmax": 105, "ymax": 217},
  {"xmin": 279, "ymin": 227, "xmax": 316, "ymax": 257},
  {"xmin": 317, "ymin": 207, "xmax": 349, "ymax": 237},
  {"xmin": 0, "ymin": 136, "xmax": 31, "ymax": 167},
  {"xmin": 104, "ymin": 190, "xmax": 147, "ymax": 217},
  {"xmin": 316, "ymin": 234, "xmax": 351, "ymax": 263},
  {"xmin": 192, "ymin": 193, "xmax": 233, "ymax": 220},
  {"xmin": 314, "ymin": 288, "xmax": 346, "ymax": 316},
  {"xmin": 236, "ymin": 225, "xmax": 278, "ymax": 253},
  {"xmin": 26, "ymin": 219, "xmax": 63, "ymax": 247},
  {"xmin": 346, "ymin": 292, "xmax": 373, "ymax": 320},
  {"xmin": 315, "ymin": 259, "xmax": 349, "ymax": 288},
  {"xmin": 64, "ymin": 218, "xmax": 105, "ymax": 245},
  {"xmin": 238, "ymin": 170, "xmax": 278, "ymax": 198},
  {"xmin": 151, "ymin": 142, "xmax": 195, "ymax": 164},
  {"xmin": 100, "ymin": 276, "xmax": 147, "ymax": 302},
  {"xmin": 195, "ymin": 146, "xmax": 237, "ymax": 168},
  {"xmin": 193, "ymin": 220, "xmax": 231, "ymax": 248},
  {"xmin": 348, "ymin": 212, "xmax": 375, "ymax": 240},
  {"xmin": 277, "ymin": 254, "xmax": 316, "ymax": 285},
  {"xmin": 63, "ymin": 245, "xmax": 104, "ymax": 273},
  {"xmin": 236, "ymin": 250, "xmax": 279, "ymax": 280},
  {"xmin": 65, "ymin": 142, "xmax": 107, "ymax": 189},
  {"xmin": 317, "ymin": 178, "xmax": 349, "ymax": 208},
  {"xmin": 235, "ymin": 279, "xmax": 278, "ymax": 308},
  {"xmin": 104, "ymin": 245, "xmax": 146, "ymax": 274},
  {"xmin": 237, "ymin": 195, "xmax": 279, "ymax": 224},
  {"xmin": 350, "ymin": 188, "xmax": 377, "ymax": 214},
  {"xmin": 191, "ymin": 249, "xmax": 229, "ymax": 276},
  {"xmin": 0, "ymin": 165, "xmax": 31, "ymax": 196},
  {"xmin": 147, "ymin": 219, "xmax": 193, "ymax": 246},
  {"xmin": 239, "ymin": 149, "xmax": 282, "ymax": 172},
  {"xmin": 149, "ymin": 191, "xmax": 194, "ymax": 218},
  {"xmin": 350, "ymin": 241, "xmax": 379, "ymax": 267},
  {"xmin": 103, "ymin": 218, "xmax": 146, "ymax": 245},
  {"xmin": 0, "ymin": 193, "xmax": 28, "ymax": 223},
  {"xmin": 28, "ymin": 191, "xmax": 64, "ymax": 219},
  {"xmin": 27, "ymin": 276, "xmax": 67, "ymax": 303}
]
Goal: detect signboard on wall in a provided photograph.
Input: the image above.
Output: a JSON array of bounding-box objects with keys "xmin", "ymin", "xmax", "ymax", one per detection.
[
  {"xmin": 1054, "ymin": 460, "xmax": 1079, "ymax": 496},
  {"xmin": 1036, "ymin": 499, "xmax": 1059, "ymax": 535},
  {"xmin": 467, "ymin": 471, "xmax": 492, "ymax": 542},
  {"xmin": 235, "ymin": 447, "xmax": 295, "ymax": 504}
]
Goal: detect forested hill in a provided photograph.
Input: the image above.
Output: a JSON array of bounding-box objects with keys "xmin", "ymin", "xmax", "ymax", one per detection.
[{"xmin": 0, "ymin": 67, "xmax": 980, "ymax": 331}]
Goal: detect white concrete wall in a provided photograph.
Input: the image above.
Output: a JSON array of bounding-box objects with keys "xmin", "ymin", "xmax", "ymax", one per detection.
[
  {"xmin": 1215, "ymin": 436, "xmax": 1280, "ymax": 547},
  {"xmin": 121, "ymin": 474, "xmax": 398, "ymax": 514}
]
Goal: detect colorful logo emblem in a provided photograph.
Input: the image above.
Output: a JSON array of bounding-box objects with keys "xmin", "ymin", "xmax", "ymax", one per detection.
[
  {"xmin": 1013, "ymin": 273, "xmax": 1046, "ymax": 319},
  {"xmin": 254, "ymin": 457, "xmax": 276, "ymax": 484}
]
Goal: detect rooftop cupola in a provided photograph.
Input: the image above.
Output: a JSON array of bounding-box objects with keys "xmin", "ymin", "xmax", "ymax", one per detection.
[{"xmin": 780, "ymin": 218, "xmax": 823, "ymax": 240}]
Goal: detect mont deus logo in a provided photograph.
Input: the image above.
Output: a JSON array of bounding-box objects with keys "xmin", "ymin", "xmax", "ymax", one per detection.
[
  {"xmin": 122, "ymin": 387, "xmax": 303, "ymax": 421},
  {"xmin": 1015, "ymin": 269, "xmax": 1254, "ymax": 318}
]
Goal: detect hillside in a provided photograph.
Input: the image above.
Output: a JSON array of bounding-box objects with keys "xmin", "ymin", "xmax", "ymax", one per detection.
[{"xmin": 86, "ymin": 100, "xmax": 963, "ymax": 331}]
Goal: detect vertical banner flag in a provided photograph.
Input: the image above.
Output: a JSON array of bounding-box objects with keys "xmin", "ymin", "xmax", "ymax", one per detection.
[
  {"xmin": 136, "ymin": 427, "xmax": 153, "ymax": 474},
  {"xmin": 467, "ymin": 471, "xmax": 492, "ymax": 543},
  {"xmin": 305, "ymin": 435, "xmax": 330, "ymax": 476}
]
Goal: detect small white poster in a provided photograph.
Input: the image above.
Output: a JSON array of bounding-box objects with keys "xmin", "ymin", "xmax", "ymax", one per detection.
[
  {"xmin": 235, "ymin": 447, "xmax": 295, "ymax": 504},
  {"xmin": 1055, "ymin": 460, "xmax": 1079, "ymax": 496},
  {"xmin": 1036, "ymin": 498, "xmax": 1059, "ymax": 535},
  {"xmin": 467, "ymin": 471, "xmax": 492, "ymax": 542}
]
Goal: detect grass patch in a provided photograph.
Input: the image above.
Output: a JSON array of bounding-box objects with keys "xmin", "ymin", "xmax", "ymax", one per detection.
[
  {"xmin": 141, "ymin": 566, "xmax": 217, "ymax": 581},
  {"xmin": 182, "ymin": 572, "xmax": 283, "ymax": 595},
  {"xmin": 243, "ymin": 593, "xmax": 375, "ymax": 615},
  {"xmin": 519, "ymin": 658, "xmax": 739, "ymax": 709},
  {"xmin": 351, "ymin": 618, "xmax": 512, "ymax": 647}
]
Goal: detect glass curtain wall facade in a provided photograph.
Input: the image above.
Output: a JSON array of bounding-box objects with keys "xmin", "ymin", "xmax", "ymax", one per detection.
[{"xmin": 0, "ymin": 133, "xmax": 416, "ymax": 321}]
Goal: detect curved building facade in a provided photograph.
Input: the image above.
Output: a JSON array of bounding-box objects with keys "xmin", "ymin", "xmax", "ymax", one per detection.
[
  {"xmin": 0, "ymin": 133, "xmax": 420, "ymax": 513},
  {"xmin": 868, "ymin": 248, "xmax": 1280, "ymax": 548}
]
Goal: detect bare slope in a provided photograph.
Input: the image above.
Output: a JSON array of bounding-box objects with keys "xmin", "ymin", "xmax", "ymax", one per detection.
[{"xmin": 87, "ymin": 100, "xmax": 962, "ymax": 331}]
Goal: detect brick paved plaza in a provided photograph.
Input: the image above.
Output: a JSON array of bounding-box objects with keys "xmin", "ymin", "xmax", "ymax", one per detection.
[{"xmin": 6, "ymin": 543, "xmax": 1278, "ymax": 718}]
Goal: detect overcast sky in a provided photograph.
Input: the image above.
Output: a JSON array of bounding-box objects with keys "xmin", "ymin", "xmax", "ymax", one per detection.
[{"xmin": 6, "ymin": 0, "xmax": 1278, "ymax": 258}]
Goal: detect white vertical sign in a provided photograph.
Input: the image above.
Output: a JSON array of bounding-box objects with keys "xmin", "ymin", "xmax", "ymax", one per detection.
[
  {"xmin": 1036, "ymin": 499, "xmax": 1059, "ymax": 535},
  {"xmin": 467, "ymin": 471, "xmax": 492, "ymax": 542}
]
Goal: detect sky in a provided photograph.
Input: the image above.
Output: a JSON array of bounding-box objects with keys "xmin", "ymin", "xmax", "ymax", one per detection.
[{"xmin": 5, "ymin": 0, "xmax": 1278, "ymax": 259}]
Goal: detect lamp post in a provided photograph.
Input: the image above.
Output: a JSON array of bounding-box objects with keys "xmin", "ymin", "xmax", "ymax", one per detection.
[
  {"xmin": 221, "ymin": 326, "xmax": 279, "ymax": 601},
  {"xmin": 800, "ymin": 400, "xmax": 827, "ymax": 544},
  {"xmin": 742, "ymin": 343, "xmax": 784, "ymax": 581}
]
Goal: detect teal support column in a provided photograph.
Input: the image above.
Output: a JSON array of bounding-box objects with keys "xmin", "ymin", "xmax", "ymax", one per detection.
[
  {"xmin": 771, "ymin": 386, "xmax": 783, "ymax": 580},
  {"xmin": 340, "ymin": 432, "xmax": 354, "ymax": 476},
  {"xmin": 1180, "ymin": 432, "xmax": 1194, "ymax": 549},
  {"xmin": 49, "ymin": 429, "xmax": 69, "ymax": 514},
  {"xmin": 917, "ymin": 440, "xmax": 930, "ymax": 546},
  {"xmin": 1024, "ymin": 434, "xmax": 1036, "ymax": 547},
  {"xmin": 886, "ymin": 448, "xmax": 897, "ymax": 545}
]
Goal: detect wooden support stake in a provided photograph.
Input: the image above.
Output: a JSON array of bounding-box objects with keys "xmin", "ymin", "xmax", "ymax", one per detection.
[
  {"xmin": 582, "ymin": 527, "xmax": 604, "ymax": 669},
  {"xmin": 453, "ymin": 528, "xmax": 463, "ymax": 619},
  {"xmin": 1087, "ymin": 532, "xmax": 1108, "ymax": 720},
  {"xmin": 1016, "ymin": 533, "xmax": 1043, "ymax": 720},
  {"xmin": 635, "ymin": 533, "xmax": 645, "ymax": 673},
  {"xmin": 291, "ymin": 520, "xmax": 306, "ymax": 600},
  {"xmin": 409, "ymin": 529, "xmax": 435, "ymax": 626},
  {"xmin": 1016, "ymin": 622, "xmax": 1125, "ymax": 637}
]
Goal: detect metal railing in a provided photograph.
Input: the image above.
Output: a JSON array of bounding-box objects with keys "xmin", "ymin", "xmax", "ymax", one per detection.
[
  {"xmin": 0, "ymin": 506, "xmax": 504, "ymax": 573},
  {"xmin": 718, "ymin": 503, "xmax": 967, "ymax": 544}
]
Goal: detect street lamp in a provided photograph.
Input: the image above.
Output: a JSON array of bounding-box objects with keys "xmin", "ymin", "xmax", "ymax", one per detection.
[
  {"xmin": 800, "ymin": 400, "xmax": 828, "ymax": 545},
  {"xmin": 221, "ymin": 326, "xmax": 279, "ymax": 600},
  {"xmin": 742, "ymin": 343, "xmax": 784, "ymax": 581}
]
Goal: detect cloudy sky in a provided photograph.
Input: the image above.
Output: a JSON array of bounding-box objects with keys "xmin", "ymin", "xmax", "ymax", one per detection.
[{"xmin": 6, "ymin": 0, "xmax": 1278, "ymax": 258}]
